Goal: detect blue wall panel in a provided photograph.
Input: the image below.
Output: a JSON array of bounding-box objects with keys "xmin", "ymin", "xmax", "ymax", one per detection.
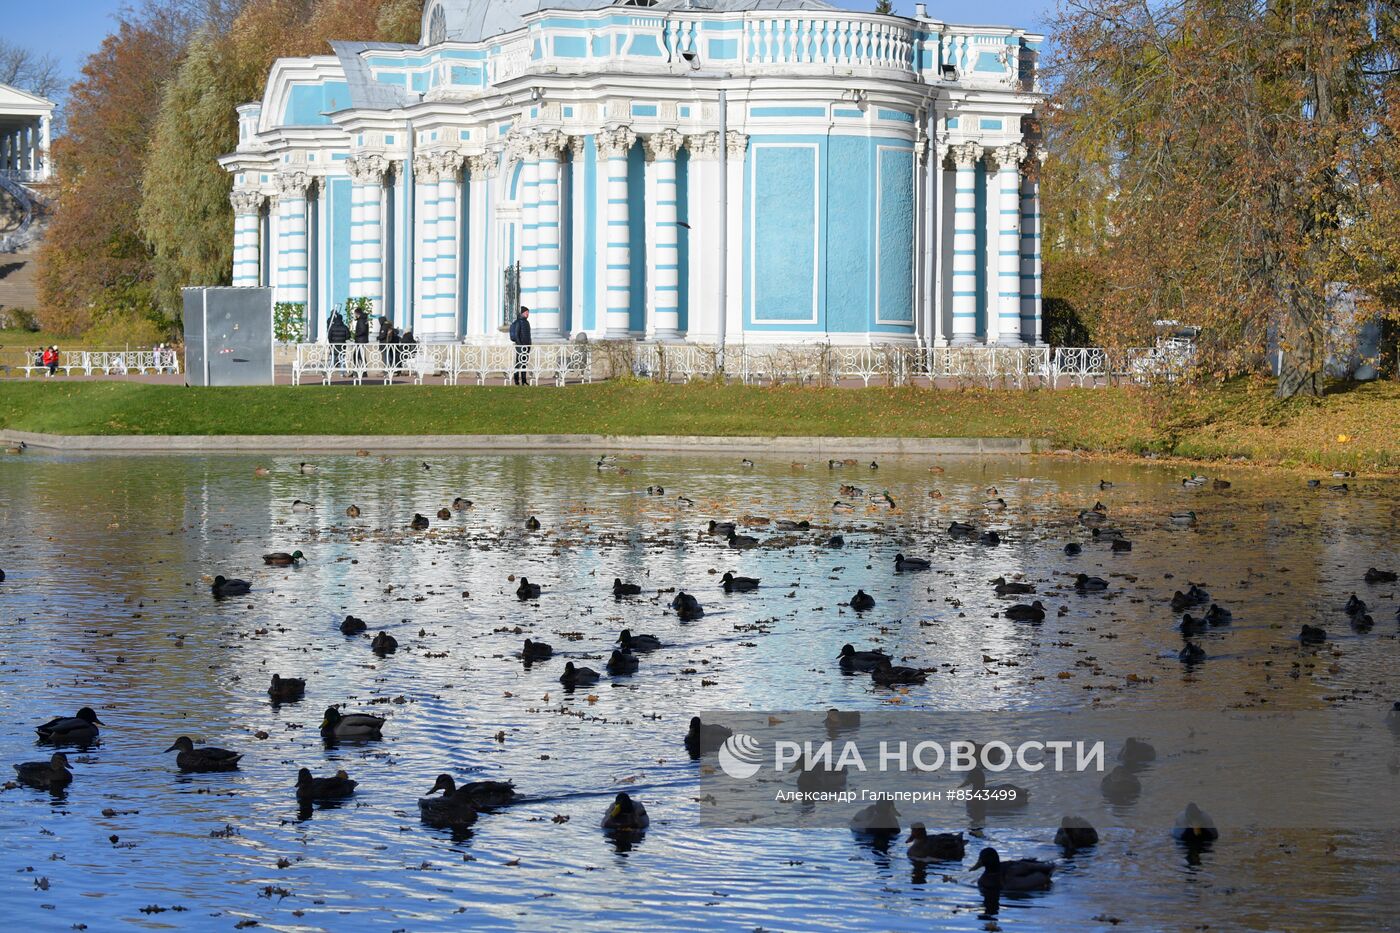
[
  {"xmin": 329, "ymin": 177, "xmax": 352, "ymax": 315},
  {"xmin": 825, "ymin": 137, "xmax": 870, "ymax": 334},
  {"xmin": 284, "ymin": 82, "xmax": 350, "ymax": 126},
  {"xmin": 751, "ymin": 145, "xmax": 818, "ymax": 323},
  {"xmin": 877, "ymin": 148, "xmax": 914, "ymax": 326}
]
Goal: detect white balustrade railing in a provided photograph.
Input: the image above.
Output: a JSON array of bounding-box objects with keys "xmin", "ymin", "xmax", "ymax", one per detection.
[
  {"xmin": 287, "ymin": 342, "xmax": 1194, "ymax": 388},
  {"xmin": 10, "ymin": 348, "xmax": 180, "ymax": 377},
  {"xmin": 741, "ymin": 15, "xmax": 916, "ymax": 75}
]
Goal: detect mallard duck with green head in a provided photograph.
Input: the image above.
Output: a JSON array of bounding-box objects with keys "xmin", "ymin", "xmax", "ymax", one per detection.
[
  {"xmin": 320, "ymin": 706, "xmax": 384, "ymax": 740},
  {"xmin": 36, "ymin": 707, "xmax": 103, "ymax": 745},
  {"xmin": 262, "ymin": 550, "xmax": 304, "ymax": 566},
  {"xmin": 601, "ymin": 792, "xmax": 649, "ymax": 831},
  {"xmin": 972, "ymin": 847, "xmax": 1054, "ymax": 892}
]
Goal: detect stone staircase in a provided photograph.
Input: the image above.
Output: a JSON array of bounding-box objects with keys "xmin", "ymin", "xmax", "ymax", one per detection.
[{"xmin": 0, "ymin": 178, "xmax": 47, "ymax": 319}]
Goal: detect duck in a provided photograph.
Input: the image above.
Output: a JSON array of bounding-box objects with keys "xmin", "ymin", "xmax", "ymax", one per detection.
[
  {"xmin": 869, "ymin": 461, "xmax": 879, "ymax": 470},
  {"xmin": 291, "ymin": 499, "xmax": 314, "ymax": 513},
  {"xmin": 1344, "ymin": 594, "xmax": 1367, "ymax": 617},
  {"xmin": 794, "ymin": 760, "xmax": 847, "ymax": 794},
  {"xmin": 437, "ymin": 508, "xmax": 452, "ymax": 520},
  {"xmin": 774, "ymin": 519, "xmax": 810, "ymax": 532},
  {"xmin": 1110, "ymin": 537, "xmax": 1132, "ymax": 552},
  {"xmin": 741, "ymin": 458, "xmax": 754, "ymax": 468},
  {"xmin": 211, "ymin": 575, "xmax": 251, "ymax": 598},
  {"xmin": 1182, "ymin": 474, "xmax": 1207, "ymax": 488},
  {"xmin": 832, "ymin": 500, "xmax": 856, "ymax": 513},
  {"xmin": 707, "ymin": 520, "xmax": 737, "ymax": 537},
  {"xmin": 720, "ymin": 571, "xmax": 760, "ymax": 592},
  {"xmin": 14, "ymin": 752, "xmax": 73, "ymax": 790},
  {"xmin": 524, "ymin": 516, "xmax": 541, "ymax": 531},
  {"xmin": 612, "ymin": 578, "xmax": 642, "ymax": 597},
  {"xmin": 873, "ymin": 491, "xmax": 897, "ymax": 509},
  {"xmin": 839, "ymin": 484, "xmax": 864, "ymax": 497},
  {"xmin": 871, "ymin": 660, "xmax": 928, "ymax": 686},
  {"xmin": 838, "ymin": 643, "xmax": 891, "ymax": 672},
  {"xmin": 1055, "ymin": 815, "xmax": 1099, "ymax": 852},
  {"xmin": 1179, "ymin": 613, "xmax": 1208, "ymax": 635},
  {"xmin": 1170, "ymin": 585, "xmax": 1210, "ymax": 612},
  {"xmin": 676, "ymin": 495, "xmax": 694, "ymax": 507},
  {"xmin": 906, "ymin": 824, "xmax": 965, "ymax": 862},
  {"xmin": 601, "ymin": 792, "xmax": 649, "ymax": 831},
  {"xmin": 319, "ymin": 707, "xmax": 384, "ymax": 740},
  {"xmin": 972, "ymin": 847, "xmax": 1054, "ymax": 892},
  {"xmin": 1351, "ymin": 612, "xmax": 1375, "ymax": 632},
  {"xmin": 849, "ymin": 799, "xmax": 900, "ymax": 834},
  {"xmin": 985, "ymin": 497, "xmax": 1007, "ymax": 511},
  {"xmin": 296, "ymin": 767, "xmax": 356, "ymax": 801},
  {"xmin": 516, "ymin": 577, "xmax": 541, "ymax": 599},
  {"xmin": 894, "ymin": 553, "xmax": 931, "ymax": 571},
  {"xmin": 164, "ymin": 736, "xmax": 241, "ymax": 773},
  {"xmin": 1004, "ymin": 601, "xmax": 1046, "ymax": 623},
  {"xmin": 994, "ymin": 576, "xmax": 1035, "ymax": 595},
  {"xmin": 345, "ymin": 504, "xmax": 361, "ymax": 518},
  {"xmin": 685, "ymin": 716, "xmax": 733, "ymax": 755},
  {"xmin": 452, "ymin": 497, "xmax": 472, "ymax": 510},
  {"xmin": 268, "ymin": 674, "xmax": 306, "ymax": 702},
  {"xmin": 671, "ymin": 591, "xmax": 704, "ymax": 620},
  {"xmin": 1364, "ymin": 567, "xmax": 1397, "ymax": 584},
  {"xmin": 1213, "ymin": 478, "xmax": 1232, "ymax": 489},
  {"xmin": 727, "ymin": 530, "xmax": 759, "ymax": 549},
  {"xmin": 410, "ymin": 513, "xmax": 430, "ymax": 530},
  {"xmin": 827, "ymin": 459, "xmax": 845, "ymax": 469},
  {"xmin": 618, "ymin": 629, "xmax": 662, "ymax": 653},
  {"xmin": 1178, "ymin": 642, "xmax": 1206, "ymax": 663},
  {"xmin": 1170, "ymin": 510, "xmax": 1198, "ymax": 526},
  {"xmin": 849, "ymin": 589, "xmax": 875, "ymax": 611},
  {"xmin": 1064, "ymin": 542, "xmax": 1083, "ymax": 556},
  {"xmin": 298, "ymin": 462, "xmax": 318, "ymax": 475},
  {"xmin": 644, "ymin": 485, "xmax": 665, "ymax": 496},
  {"xmin": 340, "ymin": 614, "xmax": 367, "ymax": 635},
  {"xmin": 1204, "ymin": 603, "xmax": 1232, "ymax": 625},
  {"xmin": 1172, "ymin": 802, "xmax": 1219, "ymax": 844},
  {"xmin": 1118, "ymin": 737, "xmax": 1157, "ymax": 764},
  {"xmin": 418, "ymin": 775, "xmax": 479, "ymax": 828},
  {"xmin": 928, "ymin": 489, "xmax": 943, "ymax": 499},
  {"xmin": 253, "ymin": 465, "xmax": 270, "ymax": 477},
  {"xmin": 370, "ymin": 631, "xmax": 398, "ymax": 654},
  {"xmin": 262, "ymin": 550, "xmax": 304, "ymax": 566},
  {"xmin": 948, "ymin": 521, "xmax": 975, "ymax": 537},
  {"xmin": 1100, "ymin": 765, "xmax": 1142, "ymax": 800},
  {"xmin": 36, "ymin": 707, "xmax": 103, "ymax": 745},
  {"xmin": 606, "ymin": 649, "xmax": 639, "ymax": 675},
  {"xmin": 1098, "ymin": 479, "xmax": 1114, "ymax": 489},
  {"xmin": 1075, "ymin": 573, "xmax": 1108, "ymax": 592},
  {"xmin": 560, "ymin": 661, "xmax": 600, "ymax": 687},
  {"xmin": 960, "ymin": 766, "xmax": 1028, "ymax": 805},
  {"xmin": 521, "ymin": 638, "xmax": 553, "ymax": 662},
  {"xmin": 1299, "ymin": 624, "xmax": 1327, "ymax": 645},
  {"xmin": 825, "ymin": 709, "xmax": 861, "ymax": 732},
  {"xmin": 825, "ymin": 534, "xmax": 845, "ymax": 548}
]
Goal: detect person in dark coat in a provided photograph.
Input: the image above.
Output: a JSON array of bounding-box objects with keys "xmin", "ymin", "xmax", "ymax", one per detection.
[
  {"xmin": 327, "ymin": 312, "xmax": 350, "ymax": 370},
  {"xmin": 353, "ymin": 307, "xmax": 370, "ymax": 344},
  {"xmin": 509, "ymin": 307, "xmax": 531, "ymax": 385},
  {"xmin": 377, "ymin": 316, "xmax": 391, "ymax": 344}
]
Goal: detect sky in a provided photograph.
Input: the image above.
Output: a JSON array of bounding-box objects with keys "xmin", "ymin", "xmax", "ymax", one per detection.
[{"xmin": 2, "ymin": 0, "xmax": 1053, "ymax": 102}]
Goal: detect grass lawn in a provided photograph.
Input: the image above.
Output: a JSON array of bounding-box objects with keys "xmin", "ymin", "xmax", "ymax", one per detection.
[{"xmin": 0, "ymin": 378, "xmax": 1395, "ymax": 472}]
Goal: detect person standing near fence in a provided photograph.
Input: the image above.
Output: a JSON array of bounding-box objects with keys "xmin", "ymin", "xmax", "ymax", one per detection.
[
  {"xmin": 43, "ymin": 345, "xmax": 58, "ymax": 376},
  {"xmin": 509, "ymin": 307, "xmax": 531, "ymax": 386},
  {"xmin": 327, "ymin": 312, "xmax": 350, "ymax": 370}
]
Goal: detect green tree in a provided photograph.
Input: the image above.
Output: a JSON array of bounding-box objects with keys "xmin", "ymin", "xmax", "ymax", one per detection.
[{"xmin": 874, "ymin": 0, "xmax": 895, "ymax": 14}]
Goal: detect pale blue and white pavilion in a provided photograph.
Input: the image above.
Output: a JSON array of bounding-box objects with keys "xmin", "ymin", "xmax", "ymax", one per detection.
[{"xmin": 220, "ymin": 0, "xmax": 1045, "ymax": 347}]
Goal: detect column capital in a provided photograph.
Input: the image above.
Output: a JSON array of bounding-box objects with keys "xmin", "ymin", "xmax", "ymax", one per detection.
[
  {"xmin": 725, "ymin": 130, "xmax": 749, "ymax": 158},
  {"xmin": 346, "ymin": 152, "xmax": 390, "ymax": 185},
  {"xmin": 685, "ymin": 131, "xmax": 721, "ymax": 161},
  {"xmin": 568, "ymin": 134, "xmax": 588, "ymax": 160},
  {"xmin": 434, "ymin": 149, "xmax": 465, "ymax": 179},
  {"xmin": 915, "ymin": 128, "xmax": 931, "ymax": 165},
  {"xmin": 468, "ymin": 152, "xmax": 498, "ymax": 180},
  {"xmin": 946, "ymin": 141, "xmax": 983, "ymax": 169},
  {"xmin": 985, "ymin": 142, "xmax": 1028, "ymax": 171},
  {"xmin": 274, "ymin": 170, "xmax": 314, "ymax": 198},
  {"xmin": 596, "ymin": 124, "xmax": 637, "ymax": 160},
  {"xmin": 533, "ymin": 129, "xmax": 570, "ymax": 160},
  {"xmin": 229, "ymin": 188, "xmax": 266, "ymax": 215},
  {"xmin": 413, "ymin": 152, "xmax": 441, "ymax": 184},
  {"xmin": 644, "ymin": 128, "xmax": 685, "ymax": 162}
]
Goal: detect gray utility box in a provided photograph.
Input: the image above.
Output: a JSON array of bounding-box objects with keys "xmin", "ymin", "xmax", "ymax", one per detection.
[{"xmin": 183, "ymin": 287, "xmax": 274, "ymax": 386}]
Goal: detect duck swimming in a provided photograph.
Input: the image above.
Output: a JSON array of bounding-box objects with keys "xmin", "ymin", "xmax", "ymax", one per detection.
[
  {"xmin": 601, "ymin": 792, "xmax": 649, "ymax": 831},
  {"xmin": 994, "ymin": 576, "xmax": 1035, "ymax": 595},
  {"xmin": 452, "ymin": 497, "xmax": 472, "ymax": 510},
  {"xmin": 410, "ymin": 513, "xmax": 430, "ymax": 530},
  {"xmin": 291, "ymin": 499, "xmax": 314, "ymax": 513},
  {"xmin": 345, "ymin": 504, "xmax": 361, "ymax": 518},
  {"xmin": 707, "ymin": 520, "xmax": 736, "ymax": 537},
  {"xmin": 521, "ymin": 638, "xmax": 553, "ymax": 662},
  {"xmin": 960, "ymin": 766, "xmax": 1028, "ymax": 806},
  {"xmin": 849, "ymin": 799, "xmax": 900, "ymax": 834},
  {"xmin": 1075, "ymin": 573, "xmax": 1108, "ymax": 592},
  {"xmin": 849, "ymin": 590, "xmax": 875, "ymax": 611},
  {"xmin": 1005, "ymin": 601, "xmax": 1046, "ymax": 623},
  {"xmin": 320, "ymin": 707, "xmax": 385, "ymax": 740},
  {"xmin": 1299, "ymin": 624, "xmax": 1327, "ymax": 645},
  {"xmin": 1364, "ymin": 567, "xmax": 1397, "ymax": 584},
  {"xmin": 525, "ymin": 516, "xmax": 541, "ymax": 531},
  {"xmin": 894, "ymin": 553, "xmax": 932, "ymax": 572},
  {"xmin": 720, "ymin": 571, "xmax": 760, "ymax": 592},
  {"xmin": 1204, "ymin": 603, "xmax": 1232, "ymax": 625},
  {"xmin": 727, "ymin": 530, "xmax": 759, "ymax": 549},
  {"xmin": 840, "ymin": 484, "xmax": 864, "ymax": 498},
  {"xmin": 907, "ymin": 824, "xmax": 965, "ymax": 862},
  {"xmin": 1179, "ymin": 613, "xmax": 1208, "ymax": 635},
  {"xmin": 612, "ymin": 578, "xmax": 642, "ymax": 597},
  {"xmin": 262, "ymin": 550, "xmax": 304, "ymax": 566},
  {"xmin": 1064, "ymin": 542, "xmax": 1082, "ymax": 556},
  {"xmin": 832, "ymin": 500, "xmax": 855, "ymax": 513},
  {"xmin": 871, "ymin": 659, "xmax": 928, "ymax": 687},
  {"xmin": 671, "ymin": 591, "xmax": 704, "ymax": 620},
  {"xmin": 825, "ymin": 534, "xmax": 845, "ymax": 548},
  {"xmin": 825, "ymin": 709, "xmax": 861, "ymax": 732},
  {"xmin": 296, "ymin": 767, "xmax": 356, "ymax": 801},
  {"xmin": 618, "ymin": 629, "xmax": 661, "ymax": 653},
  {"xmin": 606, "ymin": 649, "xmax": 639, "ymax": 675},
  {"xmin": 418, "ymin": 775, "xmax": 479, "ymax": 828},
  {"xmin": 1170, "ymin": 585, "xmax": 1210, "ymax": 612},
  {"xmin": 516, "ymin": 577, "xmax": 541, "ymax": 599},
  {"xmin": 1172, "ymin": 802, "xmax": 1219, "ymax": 844},
  {"xmin": 948, "ymin": 521, "xmax": 975, "ymax": 537},
  {"xmin": 36, "ymin": 707, "xmax": 103, "ymax": 745},
  {"xmin": 1118, "ymin": 737, "xmax": 1157, "ymax": 764},
  {"xmin": 437, "ymin": 508, "xmax": 451, "ymax": 520},
  {"xmin": 1170, "ymin": 510, "xmax": 1197, "ymax": 526},
  {"xmin": 268, "ymin": 674, "xmax": 305, "ymax": 702},
  {"xmin": 340, "ymin": 615, "xmax": 367, "ymax": 635},
  {"xmin": 838, "ymin": 643, "xmax": 891, "ymax": 672},
  {"xmin": 560, "ymin": 661, "xmax": 600, "ymax": 687},
  {"xmin": 14, "ymin": 752, "xmax": 72, "ymax": 790},
  {"xmin": 685, "ymin": 717, "xmax": 733, "ymax": 755},
  {"xmin": 370, "ymin": 631, "xmax": 398, "ymax": 654},
  {"xmin": 1178, "ymin": 642, "xmax": 1206, "ymax": 663},
  {"xmin": 1055, "ymin": 815, "xmax": 1099, "ymax": 852},
  {"xmin": 298, "ymin": 462, "xmax": 318, "ymax": 475},
  {"xmin": 972, "ymin": 847, "xmax": 1055, "ymax": 892},
  {"xmin": 211, "ymin": 575, "xmax": 251, "ymax": 598},
  {"xmin": 164, "ymin": 736, "xmax": 241, "ymax": 773},
  {"xmin": 1100, "ymin": 764, "xmax": 1142, "ymax": 800}
]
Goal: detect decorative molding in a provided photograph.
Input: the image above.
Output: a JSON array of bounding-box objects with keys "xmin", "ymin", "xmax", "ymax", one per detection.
[
  {"xmin": 412, "ymin": 152, "xmax": 440, "ymax": 184},
  {"xmin": 532, "ymin": 129, "xmax": 570, "ymax": 160},
  {"xmin": 345, "ymin": 153, "xmax": 390, "ymax": 185},
  {"xmin": 274, "ymin": 170, "xmax": 314, "ymax": 198},
  {"xmin": 596, "ymin": 124, "xmax": 637, "ymax": 160},
  {"xmin": 468, "ymin": 152, "xmax": 497, "ymax": 180},
  {"xmin": 229, "ymin": 189, "xmax": 266, "ymax": 215},
  {"xmin": 644, "ymin": 128, "xmax": 684, "ymax": 162},
  {"xmin": 568, "ymin": 135, "xmax": 587, "ymax": 160},
  {"xmin": 725, "ymin": 130, "xmax": 749, "ymax": 158},
  {"xmin": 947, "ymin": 141, "xmax": 982, "ymax": 169},
  {"xmin": 985, "ymin": 142, "xmax": 1028, "ymax": 171},
  {"xmin": 434, "ymin": 149, "xmax": 465, "ymax": 180},
  {"xmin": 685, "ymin": 131, "xmax": 721, "ymax": 161}
]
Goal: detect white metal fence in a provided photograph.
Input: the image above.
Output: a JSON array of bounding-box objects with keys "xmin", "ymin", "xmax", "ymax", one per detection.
[
  {"xmin": 6, "ymin": 348, "xmax": 180, "ymax": 377},
  {"xmin": 290, "ymin": 342, "xmax": 1194, "ymax": 388}
]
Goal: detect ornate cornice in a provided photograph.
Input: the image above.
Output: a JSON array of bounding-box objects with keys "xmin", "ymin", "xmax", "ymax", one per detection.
[
  {"xmin": 596, "ymin": 125, "xmax": 637, "ymax": 160},
  {"xmin": 468, "ymin": 152, "xmax": 497, "ymax": 181},
  {"xmin": 685, "ymin": 132, "xmax": 721, "ymax": 161},
  {"xmin": 229, "ymin": 188, "xmax": 266, "ymax": 215},
  {"xmin": 274, "ymin": 170, "xmax": 314, "ymax": 198},
  {"xmin": 345, "ymin": 153, "xmax": 390, "ymax": 185},
  {"xmin": 531, "ymin": 129, "xmax": 570, "ymax": 160},
  {"xmin": 644, "ymin": 128, "xmax": 685, "ymax": 162}
]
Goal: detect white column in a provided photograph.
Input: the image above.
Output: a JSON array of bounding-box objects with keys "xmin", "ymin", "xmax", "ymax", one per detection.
[
  {"xmin": 932, "ymin": 143, "xmax": 948, "ymax": 346},
  {"xmin": 517, "ymin": 142, "xmax": 540, "ymax": 326},
  {"xmin": 948, "ymin": 142, "xmax": 981, "ymax": 346},
  {"xmin": 724, "ymin": 130, "xmax": 747, "ymax": 345},
  {"xmin": 230, "ymin": 189, "xmax": 265, "ymax": 287},
  {"xmin": 274, "ymin": 171, "xmax": 313, "ymax": 309},
  {"xmin": 412, "ymin": 152, "xmax": 440, "ymax": 337},
  {"xmin": 685, "ymin": 132, "xmax": 721, "ymax": 342},
  {"xmin": 1021, "ymin": 150, "xmax": 1045, "ymax": 346},
  {"xmin": 432, "ymin": 151, "xmax": 464, "ymax": 342},
  {"xmin": 645, "ymin": 128, "xmax": 684, "ymax": 340},
  {"xmin": 346, "ymin": 153, "xmax": 388, "ymax": 312},
  {"xmin": 569, "ymin": 136, "xmax": 587, "ymax": 338},
  {"xmin": 597, "ymin": 124, "xmax": 637, "ymax": 338},
  {"xmin": 988, "ymin": 143, "xmax": 1027, "ymax": 346},
  {"xmin": 466, "ymin": 153, "xmax": 495, "ymax": 339},
  {"xmin": 532, "ymin": 130, "xmax": 568, "ymax": 340},
  {"xmin": 40, "ymin": 115, "xmax": 51, "ymax": 180}
]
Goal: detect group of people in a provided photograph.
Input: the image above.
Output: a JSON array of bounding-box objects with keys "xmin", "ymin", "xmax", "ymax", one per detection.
[
  {"xmin": 36, "ymin": 345, "xmax": 60, "ymax": 376},
  {"xmin": 325, "ymin": 307, "xmax": 416, "ymax": 370}
]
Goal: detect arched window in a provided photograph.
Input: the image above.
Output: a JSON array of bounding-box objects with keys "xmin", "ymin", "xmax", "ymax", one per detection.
[{"xmin": 427, "ymin": 4, "xmax": 447, "ymax": 45}]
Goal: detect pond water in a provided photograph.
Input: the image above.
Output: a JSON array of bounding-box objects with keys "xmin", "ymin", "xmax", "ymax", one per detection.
[{"xmin": 0, "ymin": 451, "xmax": 1396, "ymax": 931}]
